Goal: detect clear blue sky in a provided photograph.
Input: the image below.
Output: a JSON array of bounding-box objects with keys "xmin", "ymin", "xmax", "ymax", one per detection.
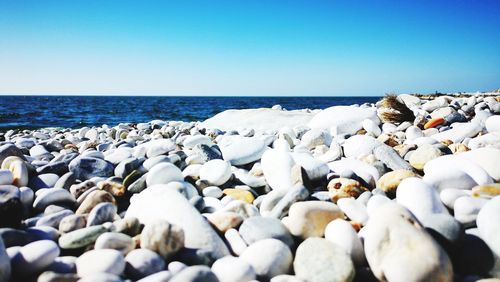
[{"xmin": 0, "ymin": 0, "xmax": 499, "ymax": 96}]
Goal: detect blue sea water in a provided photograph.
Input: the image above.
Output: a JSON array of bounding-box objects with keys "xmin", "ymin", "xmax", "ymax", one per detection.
[{"xmin": 0, "ymin": 96, "xmax": 381, "ymax": 130}]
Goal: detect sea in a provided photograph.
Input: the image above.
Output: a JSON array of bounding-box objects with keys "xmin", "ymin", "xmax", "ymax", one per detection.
[{"xmin": 0, "ymin": 96, "xmax": 381, "ymax": 131}]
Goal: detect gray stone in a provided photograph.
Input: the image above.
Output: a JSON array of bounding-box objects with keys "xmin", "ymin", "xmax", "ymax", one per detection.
[
  {"xmin": 0, "ymin": 237, "xmax": 10, "ymax": 282},
  {"xmin": 11, "ymin": 240, "xmax": 59, "ymax": 276},
  {"xmin": 294, "ymin": 237, "xmax": 355, "ymax": 282},
  {"xmin": 59, "ymin": 225, "xmax": 107, "ymax": 249},
  {"xmin": 95, "ymin": 232, "xmax": 134, "ymax": 255},
  {"xmin": 0, "ymin": 185, "xmax": 22, "ymax": 227},
  {"xmin": 169, "ymin": 265, "xmax": 218, "ymax": 282},
  {"xmin": 0, "ymin": 144, "xmax": 25, "ymax": 165},
  {"xmin": 125, "ymin": 249, "xmax": 165, "ymax": 280},
  {"xmin": 240, "ymin": 239, "xmax": 292, "ymax": 279},
  {"xmin": 86, "ymin": 202, "xmax": 117, "ymax": 226},
  {"xmin": 68, "ymin": 157, "xmax": 114, "ymax": 180},
  {"xmin": 373, "ymin": 144, "xmax": 413, "ymax": 171},
  {"xmin": 54, "ymin": 172, "xmax": 77, "ymax": 190},
  {"xmin": 140, "ymin": 219, "xmax": 184, "ymax": 259},
  {"xmin": 114, "ymin": 157, "xmax": 141, "ymax": 178},
  {"xmin": 211, "ymin": 256, "xmax": 256, "ymax": 282},
  {"xmin": 239, "ymin": 216, "xmax": 293, "ymax": 247}
]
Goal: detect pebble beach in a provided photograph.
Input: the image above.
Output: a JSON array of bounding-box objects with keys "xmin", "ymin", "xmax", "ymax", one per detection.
[{"xmin": 0, "ymin": 93, "xmax": 499, "ymax": 282}]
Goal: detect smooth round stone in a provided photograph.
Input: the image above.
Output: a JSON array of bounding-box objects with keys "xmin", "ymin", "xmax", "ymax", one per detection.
[
  {"xmin": 114, "ymin": 157, "xmax": 141, "ymax": 179},
  {"xmin": 125, "ymin": 249, "xmax": 165, "ymax": 280},
  {"xmin": 283, "ymin": 201, "xmax": 344, "ymax": 239},
  {"xmin": 202, "ymin": 186, "xmax": 223, "ymax": 198},
  {"xmin": 140, "ymin": 219, "xmax": 184, "ymax": 259},
  {"xmin": 26, "ymin": 225, "xmax": 60, "ymax": 241},
  {"xmin": 261, "ymin": 149, "xmax": 295, "ymax": 191},
  {"xmin": 485, "ymin": 115, "xmax": 500, "ymax": 133},
  {"xmin": 239, "ymin": 216, "xmax": 293, "ymax": 247},
  {"xmin": 405, "ymin": 126, "xmax": 423, "ymax": 140},
  {"xmin": 9, "ymin": 161, "xmax": 29, "ymax": 187},
  {"xmin": 421, "ymin": 213, "xmax": 463, "ymax": 245},
  {"xmin": 0, "ymin": 144, "xmax": 25, "ymax": 166},
  {"xmin": 363, "ymin": 119, "xmax": 381, "ymax": 137},
  {"xmin": 105, "ymin": 148, "xmax": 133, "ymax": 165},
  {"xmin": 0, "ymin": 185, "xmax": 22, "ymax": 227},
  {"xmin": 211, "ymin": 256, "xmax": 256, "ymax": 282},
  {"xmin": 337, "ymin": 197, "xmax": 368, "ymax": 224},
  {"xmin": 183, "ymin": 135, "xmax": 213, "ymax": 149},
  {"xmin": 68, "ymin": 157, "xmax": 115, "ymax": 180},
  {"xmin": 78, "ymin": 272, "xmax": 122, "ymax": 282},
  {"xmin": 409, "ymin": 144, "xmax": 442, "ymax": 170},
  {"xmin": 87, "ymin": 202, "xmax": 117, "ymax": 226},
  {"xmin": 327, "ymin": 158, "xmax": 380, "ymax": 187},
  {"xmin": 137, "ymin": 270, "xmax": 173, "ymax": 282},
  {"xmin": 199, "ymin": 160, "xmax": 232, "ymax": 186},
  {"xmin": 76, "ymin": 190, "xmax": 116, "ymax": 215},
  {"xmin": 169, "ymin": 265, "xmax": 218, "ymax": 282},
  {"xmin": 376, "ymin": 169, "xmax": 417, "ymax": 197},
  {"xmin": 168, "ymin": 261, "xmax": 187, "ymax": 274},
  {"xmin": 12, "ymin": 240, "xmax": 59, "ymax": 275},
  {"xmin": 343, "ymin": 135, "xmax": 382, "ymax": 158},
  {"xmin": 364, "ymin": 204, "xmax": 453, "ymax": 282},
  {"xmin": 291, "ymin": 152, "xmax": 329, "ymax": 181},
  {"xmin": 454, "ymin": 196, "xmax": 488, "ymax": 226},
  {"xmin": 220, "ymin": 137, "xmax": 267, "ymax": 166},
  {"xmin": 300, "ymin": 129, "xmax": 332, "ymax": 149},
  {"xmin": 477, "ymin": 196, "xmax": 500, "ymax": 257},
  {"xmin": 36, "ymin": 209, "xmax": 74, "ymax": 228},
  {"xmin": 396, "ymin": 177, "xmax": 448, "ymax": 221},
  {"xmin": 95, "ymin": 232, "xmax": 134, "ymax": 255},
  {"xmin": 325, "ymin": 219, "xmax": 365, "ymax": 266},
  {"xmin": 59, "ymin": 214, "xmax": 86, "ymax": 233},
  {"xmin": 143, "ymin": 156, "xmax": 172, "ymax": 172},
  {"xmin": 0, "ymin": 170, "xmax": 13, "ymax": 185},
  {"xmin": 440, "ymin": 188, "xmax": 469, "ymax": 210},
  {"xmin": 145, "ymin": 162, "xmax": 183, "ymax": 186},
  {"xmin": 19, "ymin": 186, "xmax": 34, "ymax": 212},
  {"xmin": 224, "ymin": 229, "xmax": 247, "ymax": 256},
  {"xmin": 206, "ymin": 211, "xmax": 243, "ymax": 233},
  {"xmin": 29, "ymin": 173, "xmax": 60, "ymax": 190},
  {"xmin": 46, "ymin": 256, "xmax": 77, "ymax": 274},
  {"xmin": 33, "ymin": 188, "xmax": 75, "ymax": 211},
  {"xmin": 53, "ymin": 172, "xmax": 76, "ymax": 190},
  {"xmin": 58, "ymin": 225, "xmax": 107, "ymax": 249},
  {"xmin": 76, "ymin": 249, "xmax": 125, "ymax": 276},
  {"xmin": 29, "ymin": 145, "xmax": 50, "ymax": 157},
  {"xmin": 145, "ymin": 139, "xmax": 176, "ymax": 158},
  {"xmin": 240, "ymin": 239, "xmax": 292, "ymax": 279},
  {"xmin": 294, "ymin": 237, "xmax": 355, "ymax": 282}
]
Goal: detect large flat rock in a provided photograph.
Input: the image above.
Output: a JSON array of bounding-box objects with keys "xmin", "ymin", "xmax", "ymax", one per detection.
[{"xmin": 200, "ymin": 108, "xmax": 314, "ymax": 132}]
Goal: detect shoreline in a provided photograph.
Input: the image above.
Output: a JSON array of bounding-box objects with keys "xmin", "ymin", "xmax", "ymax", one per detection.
[{"xmin": 0, "ymin": 93, "xmax": 499, "ymax": 280}]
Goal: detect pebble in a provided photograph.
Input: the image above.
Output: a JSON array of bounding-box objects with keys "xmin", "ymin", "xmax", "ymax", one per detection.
[
  {"xmin": 206, "ymin": 211, "xmax": 243, "ymax": 233},
  {"xmin": 11, "ymin": 240, "xmax": 60, "ymax": 275},
  {"xmin": 240, "ymin": 239, "xmax": 292, "ymax": 279},
  {"xmin": 283, "ymin": 201, "xmax": 344, "ymax": 238},
  {"xmin": 294, "ymin": 237, "xmax": 355, "ymax": 282},
  {"xmin": 68, "ymin": 157, "xmax": 115, "ymax": 180},
  {"xmin": 0, "ymin": 185, "xmax": 22, "ymax": 227},
  {"xmin": 476, "ymin": 196, "xmax": 500, "ymax": 257},
  {"xmin": 0, "ymin": 238, "xmax": 10, "ymax": 282},
  {"xmin": 33, "ymin": 188, "xmax": 76, "ymax": 211},
  {"xmin": 409, "ymin": 144, "xmax": 442, "ymax": 170},
  {"xmin": 87, "ymin": 202, "xmax": 117, "ymax": 226},
  {"xmin": 169, "ymin": 265, "xmax": 219, "ymax": 282},
  {"xmin": 223, "ymin": 188, "xmax": 254, "ymax": 203},
  {"xmin": 324, "ymin": 219, "xmax": 365, "ymax": 266},
  {"xmin": 364, "ymin": 203, "xmax": 453, "ymax": 282},
  {"xmin": 125, "ymin": 249, "xmax": 165, "ymax": 280},
  {"xmin": 58, "ymin": 225, "xmax": 107, "ymax": 249},
  {"xmin": 376, "ymin": 169, "xmax": 417, "ymax": 197},
  {"xmin": 76, "ymin": 249, "xmax": 126, "ymax": 276},
  {"xmin": 261, "ymin": 149, "xmax": 295, "ymax": 191},
  {"xmin": 140, "ymin": 219, "xmax": 185, "ymax": 259},
  {"xmin": 453, "ymin": 196, "xmax": 488, "ymax": 226},
  {"xmin": 59, "ymin": 214, "xmax": 86, "ymax": 233},
  {"xmin": 199, "ymin": 159, "xmax": 232, "ymax": 186},
  {"xmin": 0, "ymin": 170, "xmax": 13, "ymax": 185},
  {"xmin": 337, "ymin": 197, "xmax": 368, "ymax": 224},
  {"xmin": 145, "ymin": 162, "xmax": 184, "ymax": 186},
  {"xmin": 238, "ymin": 216, "xmax": 293, "ymax": 247},
  {"xmin": 9, "ymin": 161, "xmax": 29, "ymax": 187},
  {"xmin": 211, "ymin": 256, "xmax": 256, "ymax": 282},
  {"xmin": 396, "ymin": 177, "xmax": 448, "ymax": 221},
  {"xmin": 202, "ymin": 186, "xmax": 223, "ymax": 198},
  {"xmin": 95, "ymin": 232, "xmax": 135, "ymax": 255}
]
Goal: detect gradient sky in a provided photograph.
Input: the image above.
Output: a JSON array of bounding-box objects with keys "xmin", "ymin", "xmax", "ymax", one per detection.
[{"xmin": 0, "ymin": 0, "xmax": 499, "ymax": 96}]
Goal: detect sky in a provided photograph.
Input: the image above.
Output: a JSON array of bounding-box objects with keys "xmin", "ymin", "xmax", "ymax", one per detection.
[{"xmin": 0, "ymin": 0, "xmax": 499, "ymax": 96}]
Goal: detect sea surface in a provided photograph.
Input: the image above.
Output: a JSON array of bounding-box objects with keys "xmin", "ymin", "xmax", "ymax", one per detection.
[{"xmin": 0, "ymin": 96, "xmax": 381, "ymax": 130}]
